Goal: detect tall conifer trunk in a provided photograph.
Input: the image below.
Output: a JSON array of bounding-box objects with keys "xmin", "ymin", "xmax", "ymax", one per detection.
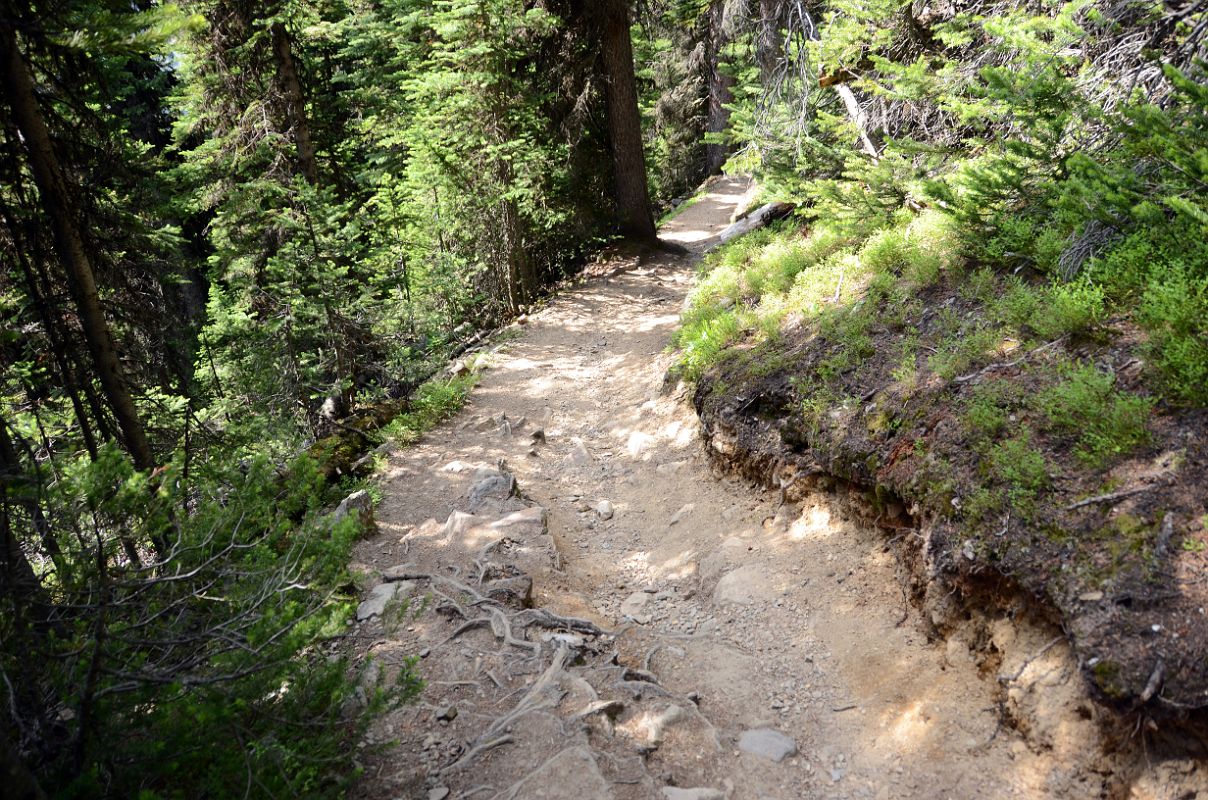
[
  {"xmin": 0, "ymin": 25, "xmax": 154, "ymax": 473},
  {"xmin": 705, "ymin": 1, "xmax": 734, "ymax": 175},
  {"xmin": 599, "ymin": 0, "xmax": 657, "ymax": 241},
  {"xmin": 757, "ymin": 0, "xmax": 783, "ymax": 86},
  {"xmin": 271, "ymin": 21, "xmax": 319, "ymax": 185}
]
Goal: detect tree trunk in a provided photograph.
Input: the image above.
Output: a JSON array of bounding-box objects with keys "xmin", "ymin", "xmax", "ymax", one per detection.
[
  {"xmin": 705, "ymin": 0, "xmax": 735, "ymax": 175},
  {"xmin": 0, "ymin": 25, "xmax": 155, "ymax": 473},
  {"xmin": 0, "ymin": 730, "xmax": 45, "ymax": 800},
  {"xmin": 599, "ymin": 0, "xmax": 657, "ymax": 241},
  {"xmin": 757, "ymin": 0, "xmax": 784, "ymax": 86},
  {"xmin": 271, "ymin": 22, "xmax": 319, "ymax": 186},
  {"xmin": 0, "ymin": 198, "xmax": 99, "ymax": 459},
  {"xmin": 0, "ymin": 417, "xmax": 49, "ymax": 613}
]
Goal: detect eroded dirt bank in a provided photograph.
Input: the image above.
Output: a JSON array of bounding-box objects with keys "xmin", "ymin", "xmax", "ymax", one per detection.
[{"xmin": 350, "ymin": 178, "xmax": 1207, "ymax": 800}]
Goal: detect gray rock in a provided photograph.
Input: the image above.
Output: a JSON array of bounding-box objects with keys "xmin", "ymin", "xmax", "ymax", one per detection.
[
  {"xmin": 473, "ymin": 414, "xmax": 503, "ymax": 432},
  {"xmin": 428, "ymin": 788, "xmax": 450, "ymax": 800},
  {"xmin": 670, "ymin": 503, "xmax": 695, "ymax": 525},
  {"xmin": 333, "ymin": 489, "xmax": 374, "ymax": 528},
  {"xmin": 662, "ymin": 790, "xmax": 725, "ymax": 800},
  {"xmin": 356, "ymin": 581, "xmax": 413, "ymax": 621},
  {"xmin": 435, "ymin": 705, "xmax": 457, "ymax": 722},
  {"xmin": 441, "ymin": 510, "xmax": 480, "ymax": 539},
  {"xmin": 487, "ymin": 506, "xmax": 547, "ymax": 540},
  {"xmin": 714, "ymin": 564, "xmax": 781, "ymax": 605},
  {"xmin": 738, "ymin": 728, "xmax": 797, "ymax": 762},
  {"xmin": 468, "ymin": 469, "xmax": 515, "ymax": 509},
  {"xmin": 595, "ymin": 500, "xmax": 615, "ymax": 520},
  {"xmin": 620, "ymin": 591, "xmax": 650, "ymax": 618},
  {"xmin": 499, "ymin": 746, "xmax": 612, "ymax": 799},
  {"xmin": 568, "ymin": 441, "xmax": 593, "ymax": 466}
]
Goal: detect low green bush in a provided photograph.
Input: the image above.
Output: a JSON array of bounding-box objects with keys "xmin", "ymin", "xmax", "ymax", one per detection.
[
  {"xmin": 990, "ymin": 432, "xmax": 1050, "ymax": 507},
  {"xmin": 1139, "ymin": 263, "xmax": 1208, "ymax": 405},
  {"xmin": 1038, "ymin": 362, "xmax": 1153, "ymax": 467}
]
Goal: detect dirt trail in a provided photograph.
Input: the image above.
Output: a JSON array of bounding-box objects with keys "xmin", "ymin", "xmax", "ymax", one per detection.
[{"xmin": 350, "ymin": 178, "xmax": 1198, "ymax": 800}]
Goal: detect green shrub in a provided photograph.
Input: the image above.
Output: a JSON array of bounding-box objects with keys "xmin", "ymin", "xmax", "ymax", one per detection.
[
  {"xmin": 980, "ymin": 212, "xmax": 1066, "ymax": 273},
  {"xmin": 963, "ymin": 380, "xmax": 1016, "ymax": 438},
  {"xmin": 1038, "ymin": 362, "xmax": 1153, "ymax": 467},
  {"xmin": 674, "ymin": 308, "xmax": 745, "ymax": 380},
  {"xmin": 385, "ymin": 371, "xmax": 480, "ymax": 444},
  {"xmin": 928, "ymin": 325, "xmax": 1003, "ymax": 380},
  {"xmin": 1030, "ymin": 280, "xmax": 1107, "ymax": 339},
  {"xmin": 860, "ymin": 227, "xmax": 914, "ymax": 274},
  {"xmin": 1139, "ymin": 263, "xmax": 1208, "ymax": 405},
  {"xmin": 990, "ymin": 432, "xmax": 1050, "ymax": 504},
  {"xmin": 21, "ymin": 447, "xmax": 420, "ymax": 798},
  {"xmin": 991, "ymin": 278, "xmax": 1041, "ymax": 330},
  {"xmin": 960, "ymin": 266, "xmax": 999, "ymax": 306}
]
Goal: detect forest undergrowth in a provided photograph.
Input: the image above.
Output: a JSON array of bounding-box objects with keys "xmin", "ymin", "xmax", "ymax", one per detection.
[
  {"xmin": 674, "ymin": 0, "xmax": 1208, "ymax": 716},
  {"xmin": 2, "ymin": 0, "xmax": 1207, "ymax": 795}
]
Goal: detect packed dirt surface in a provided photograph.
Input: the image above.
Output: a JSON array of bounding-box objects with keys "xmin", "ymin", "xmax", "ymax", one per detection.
[{"xmin": 349, "ymin": 178, "xmax": 1207, "ymax": 800}]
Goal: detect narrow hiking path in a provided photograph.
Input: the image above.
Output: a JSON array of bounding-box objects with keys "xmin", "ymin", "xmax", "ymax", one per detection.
[{"xmin": 348, "ymin": 178, "xmax": 1146, "ymax": 800}]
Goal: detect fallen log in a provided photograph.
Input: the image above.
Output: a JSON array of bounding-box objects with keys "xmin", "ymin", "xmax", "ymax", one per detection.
[{"xmin": 715, "ymin": 201, "xmax": 795, "ymax": 246}]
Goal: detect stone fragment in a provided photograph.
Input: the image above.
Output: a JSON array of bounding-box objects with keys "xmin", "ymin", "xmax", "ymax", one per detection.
[
  {"xmin": 596, "ymin": 500, "xmax": 615, "ymax": 520},
  {"xmin": 620, "ymin": 591, "xmax": 650, "ymax": 618},
  {"xmin": 714, "ymin": 565, "xmax": 781, "ymax": 605},
  {"xmin": 468, "ymin": 469, "xmax": 515, "ymax": 509},
  {"xmin": 488, "ymin": 507, "xmax": 547, "ymax": 542},
  {"xmin": 435, "ymin": 705, "xmax": 457, "ymax": 722},
  {"xmin": 356, "ymin": 581, "xmax": 413, "ymax": 621},
  {"xmin": 333, "ymin": 489, "xmax": 374, "ymax": 528},
  {"xmin": 569, "ymin": 441, "xmax": 593, "ymax": 466},
  {"xmin": 738, "ymin": 728, "xmax": 797, "ymax": 762},
  {"xmin": 428, "ymin": 788, "xmax": 450, "ymax": 800},
  {"xmin": 441, "ymin": 510, "xmax": 480, "ymax": 540},
  {"xmin": 670, "ymin": 503, "xmax": 695, "ymax": 525}
]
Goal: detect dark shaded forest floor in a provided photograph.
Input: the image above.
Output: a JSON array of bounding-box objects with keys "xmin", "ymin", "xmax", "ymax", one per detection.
[{"xmin": 346, "ymin": 178, "xmax": 1207, "ymax": 800}]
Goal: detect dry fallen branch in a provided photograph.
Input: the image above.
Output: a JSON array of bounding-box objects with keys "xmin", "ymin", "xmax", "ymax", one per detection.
[
  {"xmin": 954, "ymin": 338, "xmax": 1066, "ymax": 385},
  {"xmin": 1064, "ymin": 486, "xmax": 1150, "ymax": 511}
]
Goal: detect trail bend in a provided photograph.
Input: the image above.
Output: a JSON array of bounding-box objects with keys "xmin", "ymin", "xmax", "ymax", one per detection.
[{"xmin": 351, "ymin": 177, "xmax": 1150, "ymax": 800}]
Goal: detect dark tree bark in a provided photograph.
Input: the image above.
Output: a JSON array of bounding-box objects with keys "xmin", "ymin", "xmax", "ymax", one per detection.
[
  {"xmin": 0, "ymin": 731, "xmax": 45, "ymax": 800},
  {"xmin": 757, "ymin": 0, "xmax": 784, "ymax": 86},
  {"xmin": 0, "ymin": 418, "xmax": 48, "ymax": 610},
  {"xmin": 271, "ymin": 22, "xmax": 319, "ymax": 185},
  {"xmin": 705, "ymin": 0, "xmax": 735, "ymax": 175},
  {"xmin": 598, "ymin": 0, "xmax": 657, "ymax": 241},
  {"xmin": 0, "ymin": 24, "xmax": 155, "ymax": 473},
  {"xmin": 0, "ymin": 197, "xmax": 99, "ymax": 459}
]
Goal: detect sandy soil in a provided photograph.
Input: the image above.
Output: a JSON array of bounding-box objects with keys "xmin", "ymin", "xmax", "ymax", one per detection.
[{"xmin": 348, "ymin": 178, "xmax": 1206, "ymax": 800}]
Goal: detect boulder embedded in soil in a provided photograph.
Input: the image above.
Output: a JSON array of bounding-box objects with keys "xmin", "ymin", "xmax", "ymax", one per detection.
[{"xmin": 738, "ymin": 728, "xmax": 797, "ymax": 762}]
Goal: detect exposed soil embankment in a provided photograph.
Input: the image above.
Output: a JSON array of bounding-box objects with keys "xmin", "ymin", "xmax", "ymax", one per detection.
[{"xmin": 691, "ymin": 291, "xmax": 1208, "ymax": 731}]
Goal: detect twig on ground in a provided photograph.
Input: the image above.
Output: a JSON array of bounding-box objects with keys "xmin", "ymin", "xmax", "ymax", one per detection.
[
  {"xmin": 1065, "ymin": 486, "xmax": 1150, "ymax": 511},
  {"xmin": 954, "ymin": 337, "xmax": 1066, "ymax": 384},
  {"xmin": 1138, "ymin": 658, "xmax": 1165, "ymax": 705}
]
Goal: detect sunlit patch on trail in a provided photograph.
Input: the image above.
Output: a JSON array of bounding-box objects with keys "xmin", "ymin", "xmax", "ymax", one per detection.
[{"xmin": 787, "ymin": 504, "xmax": 835, "ymax": 541}]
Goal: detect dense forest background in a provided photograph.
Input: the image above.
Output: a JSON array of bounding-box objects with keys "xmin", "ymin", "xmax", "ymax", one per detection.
[{"xmin": 1, "ymin": 0, "xmax": 1205, "ymax": 796}]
